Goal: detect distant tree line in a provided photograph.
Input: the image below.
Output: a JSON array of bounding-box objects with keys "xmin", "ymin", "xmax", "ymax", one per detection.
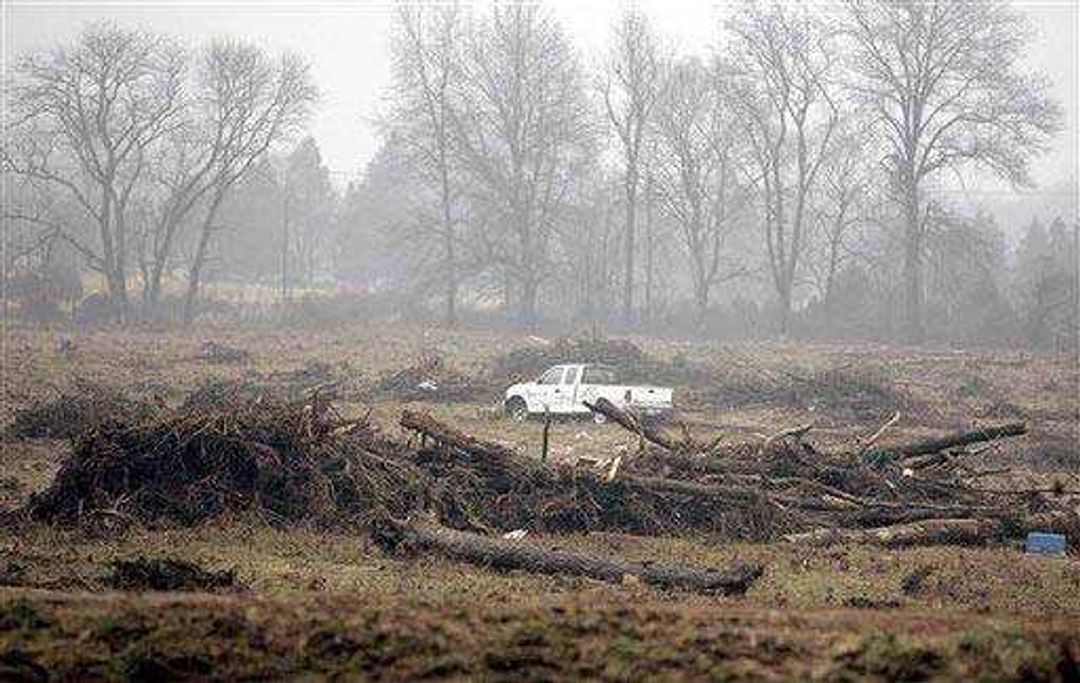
[{"xmin": 3, "ymin": 3, "xmax": 1074, "ymax": 352}]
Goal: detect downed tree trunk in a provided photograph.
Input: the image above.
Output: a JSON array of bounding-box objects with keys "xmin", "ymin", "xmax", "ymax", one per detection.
[
  {"xmin": 374, "ymin": 515, "xmax": 764, "ymax": 596},
  {"xmin": 583, "ymin": 398, "xmax": 682, "ymax": 452},
  {"xmin": 782, "ymin": 509, "xmax": 1080, "ymax": 548},
  {"xmin": 782, "ymin": 518, "xmax": 1001, "ymax": 548},
  {"xmin": 400, "ymin": 410, "xmax": 518, "ymax": 465},
  {"xmin": 865, "ymin": 422, "xmax": 1027, "ymax": 465}
]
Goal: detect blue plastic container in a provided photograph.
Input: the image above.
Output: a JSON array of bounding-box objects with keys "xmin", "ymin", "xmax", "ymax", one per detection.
[{"xmin": 1025, "ymin": 532, "xmax": 1067, "ymax": 556}]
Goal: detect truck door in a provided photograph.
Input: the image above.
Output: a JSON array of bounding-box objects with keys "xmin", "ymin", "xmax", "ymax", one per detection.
[
  {"xmin": 558, "ymin": 365, "xmax": 581, "ymax": 412},
  {"xmin": 533, "ymin": 366, "xmax": 565, "ymax": 412}
]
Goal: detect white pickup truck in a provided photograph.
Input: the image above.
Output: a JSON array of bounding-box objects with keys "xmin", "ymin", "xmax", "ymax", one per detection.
[{"xmin": 503, "ymin": 363, "xmax": 673, "ymax": 423}]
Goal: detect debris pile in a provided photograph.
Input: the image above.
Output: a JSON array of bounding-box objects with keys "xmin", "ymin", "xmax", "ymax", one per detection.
[
  {"xmin": 689, "ymin": 364, "xmax": 911, "ymax": 419},
  {"xmin": 2, "ymin": 379, "xmax": 156, "ymax": 440},
  {"xmin": 181, "ymin": 361, "xmax": 346, "ymax": 410},
  {"xmin": 27, "ymin": 395, "xmax": 424, "ymax": 527},
  {"xmin": 198, "ymin": 340, "xmax": 252, "ymax": 364},
  {"xmin": 372, "ymin": 352, "xmax": 482, "ymax": 403},
  {"xmin": 584, "ymin": 398, "xmax": 1078, "ymax": 547},
  {"xmin": 22, "ymin": 392, "xmax": 1078, "ymax": 551},
  {"xmin": 265, "ymin": 360, "xmax": 341, "ymax": 394}
]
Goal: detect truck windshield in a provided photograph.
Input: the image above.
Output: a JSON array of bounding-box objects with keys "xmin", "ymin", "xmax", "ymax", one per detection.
[{"xmin": 582, "ymin": 366, "xmax": 618, "ymax": 384}]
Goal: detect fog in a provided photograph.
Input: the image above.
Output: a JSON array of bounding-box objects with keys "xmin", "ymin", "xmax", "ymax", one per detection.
[{"xmin": 3, "ymin": 0, "xmax": 1078, "ymax": 349}]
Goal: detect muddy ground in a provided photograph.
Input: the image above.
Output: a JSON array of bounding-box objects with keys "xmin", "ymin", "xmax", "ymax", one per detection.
[{"xmin": 1, "ymin": 323, "xmax": 1078, "ymax": 680}]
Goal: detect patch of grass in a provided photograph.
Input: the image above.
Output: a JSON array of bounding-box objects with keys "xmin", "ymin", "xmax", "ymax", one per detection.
[
  {"xmin": 838, "ymin": 633, "xmax": 943, "ymax": 681},
  {"xmin": 0, "ymin": 599, "xmax": 52, "ymax": 632}
]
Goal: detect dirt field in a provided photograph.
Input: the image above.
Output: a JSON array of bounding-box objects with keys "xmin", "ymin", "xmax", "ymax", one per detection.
[{"xmin": 2, "ymin": 323, "xmax": 1078, "ymax": 681}]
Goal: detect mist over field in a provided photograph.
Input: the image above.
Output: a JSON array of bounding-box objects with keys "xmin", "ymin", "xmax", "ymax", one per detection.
[{"xmin": 3, "ymin": 0, "xmax": 1077, "ymax": 348}]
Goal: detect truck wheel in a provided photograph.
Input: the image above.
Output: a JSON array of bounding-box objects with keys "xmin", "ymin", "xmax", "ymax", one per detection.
[
  {"xmin": 505, "ymin": 397, "xmax": 529, "ymax": 422},
  {"xmin": 593, "ymin": 412, "xmax": 607, "ymax": 425}
]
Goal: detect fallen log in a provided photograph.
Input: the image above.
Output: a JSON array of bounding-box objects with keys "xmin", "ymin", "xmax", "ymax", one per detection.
[
  {"xmin": 863, "ymin": 422, "xmax": 1027, "ymax": 466},
  {"xmin": 783, "ymin": 510, "xmax": 1080, "ymax": 548},
  {"xmin": 782, "ymin": 518, "xmax": 1001, "ymax": 548},
  {"xmin": 761, "ymin": 422, "xmax": 814, "ymax": 450},
  {"xmin": 374, "ymin": 515, "xmax": 764, "ymax": 595},
  {"xmin": 583, "ymin": 398, "xmax": 682, "ymax": 452},
  {"xmin": 400, "ymin": 410, "xmax": 518, "ymax": 464}
]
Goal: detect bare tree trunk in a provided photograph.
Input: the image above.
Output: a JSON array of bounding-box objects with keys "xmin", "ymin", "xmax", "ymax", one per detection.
[
  {"xmin": 903, "ymin": 185, "xmax": 924, "ymax": 343},
  {"xmin": 622, "ymin": 170, "xmax": 636, "ymax": 325},
  {"xmin": 693, "ymin": 277, "xmax": 709, "ymax": 332},
  {"xmin": 145, "ymin": 211, "xmax": 182, "ymax": 311},
  {"xmin": 778, "ymin": 281, "xmax": 792, "ymax": 337},
  {"xmin": 644, "ymin": 172, "xmax": 654, "ymax": 326},
  {"xmin": 521, "ymin": 277, "xmax": 539, "ymax": 330},
  {"xmin": 441, "ymin": 161, "xmax": 456, "ymax": 326},
  {"xmin": 183, "ymin": 191, "xmax": 226, "ymax": 327}
]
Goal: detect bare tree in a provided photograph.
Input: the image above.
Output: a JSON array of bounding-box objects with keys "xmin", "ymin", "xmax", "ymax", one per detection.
[
  {"xmin": 181, "ymin": 38, "xmax": 316, "ymax": 325},
  {"xmin": 139, "ymin": 100, "xmax": 221, "ymax": 310},
  {"xmin": 600, "ymin": 9, "xmax": 665, "ymax": 324},
  {"xmin": 843, "ymin": 0, "xmax": 1060, "ymax": 342},
  {"xmin": 451, "ymin": 5, "xmax": 592, "ymax": 325},
  {"xmin": 4, "ymin": 22, "xmax": 185, "ymax": 320},
  {"xmin": 388, "ymin": 4, "xmax": 464, "ymax": 325},
  {"xmin": 805, "ymin": 127, "xmax": 871, "ymax": 323},
  {"xmin": 652, "ymin": 58, "xmax": 747, "ymax": 327},
  {"xmin": 728, "ymin": 4, "xmax": 840, "ymax": 335}
]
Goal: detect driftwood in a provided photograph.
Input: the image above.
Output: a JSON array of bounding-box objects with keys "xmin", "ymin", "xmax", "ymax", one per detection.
[{"xmin": 374, "ymin": 515, "xmax": 764, "ymax": 595}]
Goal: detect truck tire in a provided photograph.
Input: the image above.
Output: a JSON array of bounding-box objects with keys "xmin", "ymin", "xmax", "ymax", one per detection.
[{"xmin": 505, "ymin": 397, "xmax": 529, "ymax": 422}]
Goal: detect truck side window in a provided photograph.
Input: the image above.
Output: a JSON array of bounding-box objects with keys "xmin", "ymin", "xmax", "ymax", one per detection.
[
  {"xmin": 563, "ymin": 366, "xmax": 579, "ymax": 385},
  {"xmin": 538, "ymin": 367, "xmax": 563, "ymax": 385},
  {"xmin": 583, "ymin": 366, "xmax": 616, "ymax": 384}
]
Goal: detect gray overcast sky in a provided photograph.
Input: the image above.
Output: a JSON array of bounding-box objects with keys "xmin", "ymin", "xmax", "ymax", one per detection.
[{"xmin": 4, "ymin": 0, "xmax": 1077, "ymax": 202}]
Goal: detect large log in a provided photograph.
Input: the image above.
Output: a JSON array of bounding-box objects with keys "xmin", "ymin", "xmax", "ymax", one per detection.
[
  {"xmin": 783, "ymin": 510, "xmax": 1079, "ymax": 548},
  {"xmin": 400, "ymin": 410, "xmax": 518, "ymax": 464},
  {"xmin": 865, "ymin": 422, "xmax": 1027, "ymax": 465},
  {"xmin": 374, "ymin": 515, "xmax": 764, "ymax": 595},
  {"xmin": 583, "ymin": 398, "xmax": 682, "ymax": 452},
  {"xmin": 782, "ymin": 518, "xmax": 1000, "ymax": 548}
]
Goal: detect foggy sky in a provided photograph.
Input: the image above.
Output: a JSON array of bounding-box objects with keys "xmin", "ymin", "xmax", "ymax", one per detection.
[{"xmin": 4, "ymin": 0, "xmax": 1078, "ymax": 214}]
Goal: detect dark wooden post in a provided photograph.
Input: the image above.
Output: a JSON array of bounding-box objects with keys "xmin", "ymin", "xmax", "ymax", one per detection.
[{"xmin": 541, "ymin": 406, "xmax": 552, "ymax": 463}]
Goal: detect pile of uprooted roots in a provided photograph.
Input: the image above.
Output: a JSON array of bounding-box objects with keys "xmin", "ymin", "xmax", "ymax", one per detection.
[
  {"xmin": 2, "ymin": 378, "xmax": 158, "ymax": 440},
  {"xmin": 18, "ymin": 389, "xmax": 1079, "ymax": 549},
  {"xmin": 26, "ymin": 394, "xmax": 425, "ymax": 527}
]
